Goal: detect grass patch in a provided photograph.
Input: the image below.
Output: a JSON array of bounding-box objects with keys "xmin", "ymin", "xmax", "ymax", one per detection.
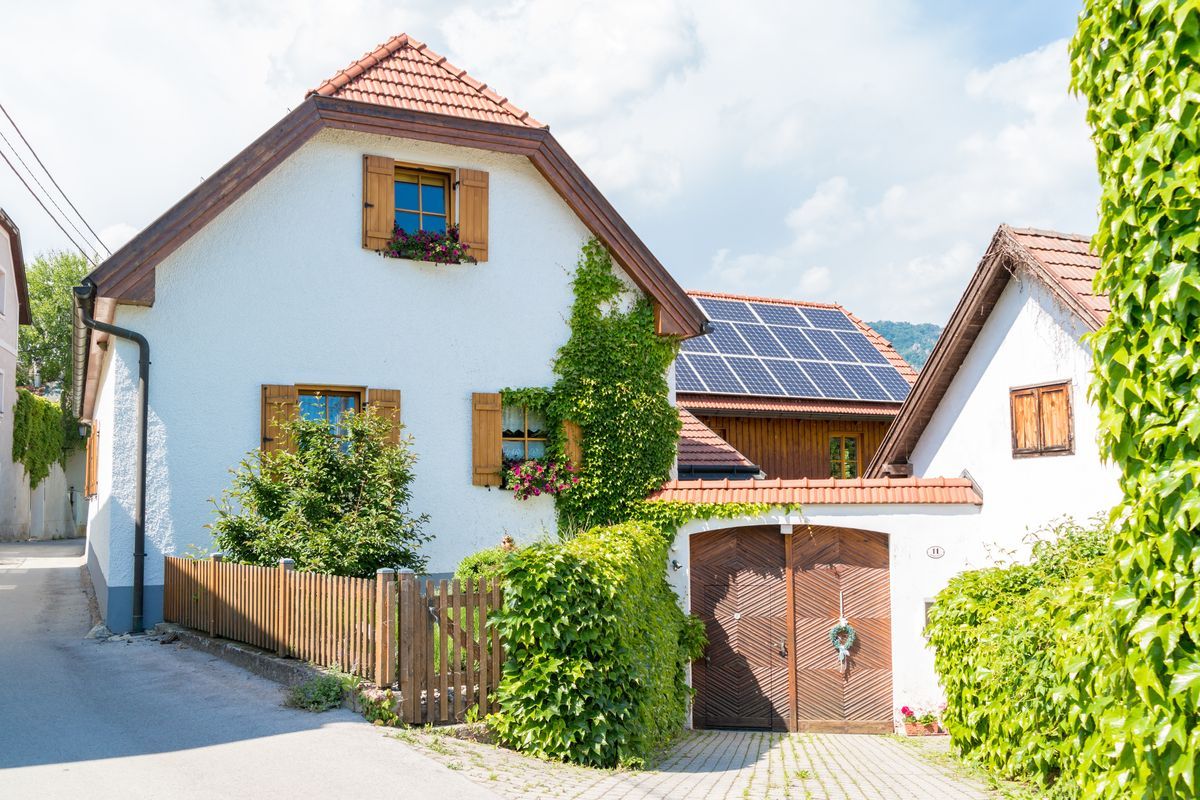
[{"xmin": 285, "ymin": 674, "xmax": 344, "ymax": 712}]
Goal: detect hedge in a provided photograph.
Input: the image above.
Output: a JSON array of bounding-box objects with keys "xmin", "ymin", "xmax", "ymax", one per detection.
[
  {"xmin": 489, "ymin": 521, "xmax": 704, "ymax": 767},
  {"xmin": 926, "ymin": 519, "xmax": 1111, "ymax": 797},
  {"xmin": 12, "ymin": 388, "xmax": 79, "ymax": 488}
]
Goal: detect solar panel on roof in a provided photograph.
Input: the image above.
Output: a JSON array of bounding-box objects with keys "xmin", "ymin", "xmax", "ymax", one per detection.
[
  {"xmin": 687, "ymin": 354, "xmax": 745, "ymax": 394},
  {"xmin": 674, "ymin": 355, "xmax": 706, "ymax": 391},
  {"xmin": 706, "ymin": 322, "xmax": 753, "ymax": 355},
  {"xmin": 867, "ymin": 366, "xmax": 913, "ymax": 401},
  {"xmin": 835, "ymin": 331, "xmax": 891, "ymax": 364},
  {"xmin": 734, "ymin": 323, "xmax": 788, "ymax": 358},
  {"xmin": 764, "ymin": 359, "xmax": 819, "ymax": 396},
  {"xmin": 770, "ymin": 326, "xmax": 822, "ymax": 360},
  {"xmin": 799, "ymin": 307, "xmax": 859, "ymax": 330},
  {"xmin": 750, "ymin": 302, "xmax": 809, "ymax": 326},
  {"xmin": 727, "ymin": 357, "xmax": 784, "ymax": 395},
  {"xmin": 695, "ymin": 296, "xmax": 756, "ymax": 322},
  {"xmin": 833, "ymin": 364, "xmax": 891, "ymax": 401},
  {"xmin": 680, "ymin": 334, "xmax": 716, "ymax": 354},
  {"xmin": 804, "ymin": 329, "xmax": 857, "ymax": 362},
  {"xmin": 799, "ymin": 361, "xmax": 854, "ymax": 398}
]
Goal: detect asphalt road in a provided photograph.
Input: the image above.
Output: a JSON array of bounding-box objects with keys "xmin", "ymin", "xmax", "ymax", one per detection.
[{"xmin": 0, "ymin": 539, "xmax": 501, "ymax": 799}]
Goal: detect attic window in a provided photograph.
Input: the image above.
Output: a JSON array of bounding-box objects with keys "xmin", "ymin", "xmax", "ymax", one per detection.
[
  {"xmin": 394, "ymin": 166, "xmax": 452, "ymax": 234},
  {"xmin": 1010, "ymin": 381, "xmax": 1073, "ymax": 457}
]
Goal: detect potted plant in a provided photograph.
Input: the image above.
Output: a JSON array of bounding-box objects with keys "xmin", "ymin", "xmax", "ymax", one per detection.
[
  {"xmin": 381, "ymin": 224, "xmax": 477, "ymax": 265},
  {"xmin": 899, "ymin": 704, "xmax": 944, "ymax": 736},
  {"xmin": 503, "ymin": 458, "xmax": 580, "ymax": 500}
]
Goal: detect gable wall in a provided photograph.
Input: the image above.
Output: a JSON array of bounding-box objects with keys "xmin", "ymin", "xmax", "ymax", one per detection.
[
  {"xmin": 91, "ymin": 128, "xmax": 648, "ymax": 626},
  {"xmin": 910, "ymin": 273, "xmax": 1120, "ymax": 551}
]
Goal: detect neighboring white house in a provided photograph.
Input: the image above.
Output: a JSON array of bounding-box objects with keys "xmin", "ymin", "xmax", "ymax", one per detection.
[
  {"xmin": 70, "ymin": 34, "xmax": 706, "ymax": 634},
  {"xmin": 653, "ymin": 224, "xmax": 1119, "ymax": 733}
]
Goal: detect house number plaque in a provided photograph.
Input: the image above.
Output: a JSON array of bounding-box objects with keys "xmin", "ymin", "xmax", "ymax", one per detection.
[{"xmin": 926, "ymin": 546, "xmax": 945, "ymax": 559}]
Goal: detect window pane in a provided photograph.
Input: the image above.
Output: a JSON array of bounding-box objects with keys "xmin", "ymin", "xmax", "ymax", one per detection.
[
  {"xmin": 829, "ymin": 437, "xmax": 842, "ymax": 461},
  {"xmin": 502, "ymin": 440, "xmax": 525, "ymax": 460},
  {"xmin": 299, "ymin": 394, "xmax": 326, "ymax": 422},
  {"xmin": 424, "ymin": 214, "xmax": 447, "ymax": 234},
  {"xmin": 394, "ymin": 178, "xmax": 419, "ymax": 211},
  {"xmin": 421, "ymin": 181, "xmax": 446, "ymax": 214},
  {"xmin": 502, "ymin": 405, "xmax": 525, "ymax": 438},
  {"xmin": 395, "ymin": 211, "xmax": 420, "ymax": 234},
  {"xmin": 845, "ymin": 436, "xmax": 857, "ymax": 461},
  {"xmin": 525, "ymin": 408, "xmax": 547, "ymax": 438},
  {"xmin": 527, "ymin": 440, "xmax": 547, "ymax": 459}
]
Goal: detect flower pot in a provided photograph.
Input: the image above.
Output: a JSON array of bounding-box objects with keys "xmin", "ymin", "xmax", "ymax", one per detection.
[{"xmin": 904, "ymin": 721, "xmax": 942, "ymax": 736}]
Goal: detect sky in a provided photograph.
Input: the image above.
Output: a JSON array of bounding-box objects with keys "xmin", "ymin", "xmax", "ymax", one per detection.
[{"xmin": 0, "ymin": 0, "xmax": 1095, "ymax": 325}]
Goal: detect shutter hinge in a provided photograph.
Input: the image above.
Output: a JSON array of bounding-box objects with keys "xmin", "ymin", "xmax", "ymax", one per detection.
[{"xmin": 364, "ymin": 202, "xmax": 374, "ymax": 209}]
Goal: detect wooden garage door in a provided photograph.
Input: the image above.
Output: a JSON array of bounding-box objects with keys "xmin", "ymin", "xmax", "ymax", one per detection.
[
  {"xmin": 792, "ymin": 527, "xmax": 892, "ymax": 733},
  {"xmin": 691, "ymin": 527, "xmax": 790, "ymax": 730}
]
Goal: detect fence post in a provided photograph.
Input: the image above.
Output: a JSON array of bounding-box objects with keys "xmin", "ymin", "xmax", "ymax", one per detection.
[
  {"xmin": 277, "ymin": 559, "xmax": 294, "ymax": 657},
  {"xmin": 397, "ymin": 569, "xmax": 415, "ymax": 721},
  {"xmin": 208, "ymin": 552, "xmax": 224, "ymax": 637},
  {"xmin": 375, "ymin": 568, "xmax": 397, "ymax": 687}
]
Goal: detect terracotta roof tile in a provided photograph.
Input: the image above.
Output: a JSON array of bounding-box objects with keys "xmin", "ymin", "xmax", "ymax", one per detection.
[
  {"xmin": 1007, "ymin": 228, "xmax": 1108, "ymax": 323},
  {"xmin": 309, "ymin": 33, "xmax": 545, "ymax": 128},
  {"xmin": 677, "ymin": 393, "xmax": 901, "ymax": 417},
  {"xmin": 677, "ymin": 408, "xmax": 759, "ymax": 470},
  {"xmin": 647, "ymin": 476, "xmax": 982, "ymax": 506}
]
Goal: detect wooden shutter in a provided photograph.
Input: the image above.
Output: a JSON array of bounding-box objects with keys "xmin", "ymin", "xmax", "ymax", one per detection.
[
  {"xmin": 472, "ymin": 392, "xmax": 502, "ymax": 486},
  {"xmin": 84, "ymin": 423, "xmax": 99, "ymax": 498},
  {"xmin": 562, "ymin": 420, "xmax": 583, "ymax": 466},
  {"xmin": 1010, "ymin": 388, "xmax": 1040, "ymax": 455},
  {"xmin": 458, "ymin": 169, "xmax": 489, "ymax": 262},
  {"xmin": 363, "ymin": 155, "xmax": 395, "ymax": 250},
  {"xmin": 262, "ymin": 384, "xmax": 299, "ymax": 455},
  {"xmin": 368, "ymin": 388, "xmax": 402, "ymax": 444},
  {"xmin": 1038, "ymin": 383, "xmax": 1073, "ymax": 452}
]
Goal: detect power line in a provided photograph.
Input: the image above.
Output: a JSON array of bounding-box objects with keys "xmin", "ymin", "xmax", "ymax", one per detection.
[
  {"xmin": 0, "ymin": 101, "xmax": 110, "ymax": 257},
  {"xmin": 0, "ymin": 145, "xmax": 98, "ymax": 267}
]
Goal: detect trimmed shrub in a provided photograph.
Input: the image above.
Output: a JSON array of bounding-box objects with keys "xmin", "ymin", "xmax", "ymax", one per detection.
[
  {"xmin": 454, "ymin": 545, "xmax": 515, "ymax": 584},
  {"xmin": 926, "ymin": 518, "xmax": 1112, "ymax": 796},
  {"xmin": 489, "ymin": 521, "xmax": 705, "ymax": 767}
]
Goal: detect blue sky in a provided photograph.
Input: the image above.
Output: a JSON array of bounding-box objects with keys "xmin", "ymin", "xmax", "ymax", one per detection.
[{"xmin": 0, "ymin": 1, "xmax": 1095, "ymax": 325}]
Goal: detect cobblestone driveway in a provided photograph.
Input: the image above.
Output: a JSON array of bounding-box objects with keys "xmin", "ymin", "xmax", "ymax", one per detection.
[{"xmin": 394, "ymin": 728, "xmax": 995, "ymax": 799}]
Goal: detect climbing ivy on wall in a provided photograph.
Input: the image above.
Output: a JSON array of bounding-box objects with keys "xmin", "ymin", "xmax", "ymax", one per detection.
[
  {"xmin": 12, "ymin": 388, "xmax": 80, "ymax": 489},
  {"xmin": 1069, "ymin": 5, "xmax": 1200, "ymax": 797},
  {"xmin": 632, "ymin": 500, "xmax": 799, "ymax": 536}
]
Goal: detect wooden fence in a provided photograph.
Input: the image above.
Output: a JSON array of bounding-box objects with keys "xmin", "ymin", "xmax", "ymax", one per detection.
[{"xmin": 163, "ymin": 555, "xmax": 503, "ymax": 725}]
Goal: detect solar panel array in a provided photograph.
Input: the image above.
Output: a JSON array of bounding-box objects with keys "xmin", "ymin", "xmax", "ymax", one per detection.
[{"xmin": 676, "ymin": 297, "xmax": 912, "ymax": 403}]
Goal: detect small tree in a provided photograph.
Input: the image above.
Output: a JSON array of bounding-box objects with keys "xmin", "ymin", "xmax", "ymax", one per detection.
[{"xmin": 210, "ymin": 410, "xmax": 431, "ymax": 576}]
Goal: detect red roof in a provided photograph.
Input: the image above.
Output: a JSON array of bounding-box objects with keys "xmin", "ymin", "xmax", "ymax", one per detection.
[
  {"xmin": 677, "ymin": 393, "xmax": 901, "ymax": 418},
  {"xmin": 1007, "ymin": 228, "xmax": 1107, "ymax": 325},
  {"xmin": 677, "ymin": 408, "xmax": 759, "ymax": 470},
  {"xmin": 687, "ymin": 290, "xmax": 918, "ymax": 384},
  {"xmin": 648, "ymin": 476, "xmax": 982, "ymax": 506},
  {"xmin": 310, "ymin": 34, "xmax": 545, "ymax": 129}
]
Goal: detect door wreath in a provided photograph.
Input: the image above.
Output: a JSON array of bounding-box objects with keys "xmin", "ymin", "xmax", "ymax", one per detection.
[{"xmin": 829, "ymin": 619, "xmax": 856, "ymax": 671}]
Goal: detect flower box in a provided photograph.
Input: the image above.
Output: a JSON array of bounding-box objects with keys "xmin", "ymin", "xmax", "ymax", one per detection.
[{"xmin": 904, "ymin": 721, "xmax": 944, "ymax": 736}]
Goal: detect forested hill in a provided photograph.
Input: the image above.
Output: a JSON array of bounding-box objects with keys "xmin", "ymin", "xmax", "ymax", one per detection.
[{"xmin": 867, "ymin": 321, "xmax": 942, "ymax": 370}]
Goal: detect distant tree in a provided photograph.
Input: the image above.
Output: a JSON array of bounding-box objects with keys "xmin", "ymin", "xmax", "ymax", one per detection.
[
  {"xmin": 867, "ymin": 320, "xmax": 942, "ymax": 370},
  {"xmin": 17, "ymin": 251, "xmax": 89, "ymax": 389}
]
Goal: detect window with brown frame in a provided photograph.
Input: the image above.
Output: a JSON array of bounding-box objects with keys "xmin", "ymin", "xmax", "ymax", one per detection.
[
  {"xmin": 297, "ymin": 386, "xmax": 363, "ymax": 433},
  {"xmin": 1010, "ymin": 380, "xmax": 1074, "ymax": 457},
  {"xmin": 829, "ymin": 433, "xmax": 860, "ymax": 478},
  {"xmin": 393, "ymin": 165, "xmax": 453, "ymax": 235},
  {"xmin": 502, "ymin": 404, "xmax": 548, "ymax": 463}
]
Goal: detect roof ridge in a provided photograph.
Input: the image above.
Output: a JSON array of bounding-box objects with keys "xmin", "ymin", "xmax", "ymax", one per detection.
[
  {"xmin": 687, "ymin": 289, "xmax": 841, "ymax": 310},
  {"xmin": 1007, "ymin": 226, "xmax": 1092, "ymax": 242}
]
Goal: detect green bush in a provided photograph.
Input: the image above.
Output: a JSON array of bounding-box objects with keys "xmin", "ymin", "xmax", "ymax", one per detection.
[
  {"xmin": 454, "ymin": 545, "xmax": 515, "ymax": 584},
  {"xmin": 285, "ymin": 674, "xmax": 345, "ymax": 712},
  {"xmin": 211, "ymin": 410, "xmax": 430, "ymax": 577},
  {"xmin": 926, "ymin": 519, "xmax": 1112, "ymax": 796},
  {"xmin": 489, "ymin": 521, "xmax": 705, "ymax": 767},
  {"xmin": 12, "ymin": 388, "xmax": 81, "ymax": 488}
]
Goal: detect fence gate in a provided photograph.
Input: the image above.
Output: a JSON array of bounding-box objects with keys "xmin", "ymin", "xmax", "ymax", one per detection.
[{"xmin": 396, "ymin": 573, "xmax": 504, "ymax": 725}]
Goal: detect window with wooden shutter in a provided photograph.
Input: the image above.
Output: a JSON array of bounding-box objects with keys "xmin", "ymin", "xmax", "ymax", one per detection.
[
  {"xmin": 472, "ymin": 392, "xmax": 503, "ymax": 486},
  {"xmin": 1010, "ymin": 381, "xmax": 1073, "ymax": 457},
  {"xmin": 362, "ymin": 155, "xmax": 396, "ymax": 250},
  {"xmin": 261, "ymin": 384, "xmax": 299, "ymax": 455},
  {"xmin": 367, "ymin": 388, "xmax": 402, "ymax": 444},
  {"xmin": 84, "ymin": 422, "xmax": 99, "ymax": 498},
  {"xmin": 457, "ymin": 168, "xmax": 489, "ymax": 262}
]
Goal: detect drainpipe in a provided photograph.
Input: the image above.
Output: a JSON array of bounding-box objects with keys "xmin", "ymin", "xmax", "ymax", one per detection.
[{"xmin": 73, "ymin": 281, "xmax": 151, "ymax": 634}]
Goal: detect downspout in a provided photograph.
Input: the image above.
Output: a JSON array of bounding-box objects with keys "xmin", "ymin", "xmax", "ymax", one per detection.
[{"xmin": 73, "ymin": 281, "xmax": 151, "ymax": 634}]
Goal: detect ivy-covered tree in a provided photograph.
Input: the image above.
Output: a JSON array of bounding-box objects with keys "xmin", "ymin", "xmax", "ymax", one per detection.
[
  {"xmin": 1070, "ymin": 4, "xmax": 1200, "ymax": 797},
  {"xmin": 17, "ymin": 251, "xmax": 89, "ymax": 389}
]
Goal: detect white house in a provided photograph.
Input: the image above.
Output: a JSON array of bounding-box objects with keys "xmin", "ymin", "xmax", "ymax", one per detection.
[
  {"xmin": 654, "ymin": 224, "xmax": 1119, "ymax": 733},
  {"xmin": 70, "ymin": 34, "xmax": 706, "ymax": 634}
]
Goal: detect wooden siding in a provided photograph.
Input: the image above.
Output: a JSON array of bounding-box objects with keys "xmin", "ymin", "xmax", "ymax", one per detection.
[{"xmin": 695, "ymin": 415, "xmax": 891, "ymax": 480}]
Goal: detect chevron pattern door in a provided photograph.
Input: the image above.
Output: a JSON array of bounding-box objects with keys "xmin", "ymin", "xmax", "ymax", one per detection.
[
  {"xmin": 691, "ymin": 526, "xmax": 790, "ymax": 730},
  {"xmin": 791, "ymin": 526, "xmax": 892, "ymax": 733}
]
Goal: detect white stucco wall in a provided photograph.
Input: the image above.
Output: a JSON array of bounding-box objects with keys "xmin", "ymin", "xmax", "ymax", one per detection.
[
  {"xmin": 0, "ymin": 224, "xmax": 25, "ymax": 539},
  {"xmin": 89, "ymin": 127, "xmax": 649, "ymax": 622},
  {"xmin": 909, "ymin": 274, "xmax": 1121, "ymax": 555}
]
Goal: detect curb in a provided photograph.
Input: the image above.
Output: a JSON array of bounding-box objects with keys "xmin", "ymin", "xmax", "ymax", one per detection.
[{"xmin": 153, "ymin": 623, "xmax": 326, "ymax": 688}]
